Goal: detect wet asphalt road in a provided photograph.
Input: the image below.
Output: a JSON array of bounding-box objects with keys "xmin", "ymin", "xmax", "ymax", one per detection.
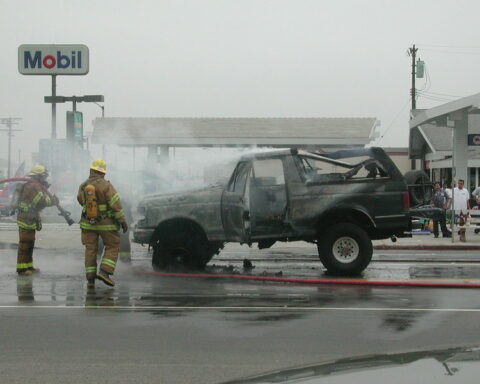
[{"xmin": 1, "ymin": 240, "xmax": 480, "ymax": 383}]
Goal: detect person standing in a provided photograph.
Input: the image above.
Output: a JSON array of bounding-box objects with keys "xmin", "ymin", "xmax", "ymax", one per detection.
[
  {"xmin": 430, "ymin": 182, "xmax": 451, "ymax": 238},
  {"xmin": 15, "ymin": 165, "xmax": 57, "ymax": 275},
  {"xmin": 471, "ymin": 185, "xmax": 480, "ymax": 208},
  {"xmin": 451, "ymin": 179, "xmax": 470, "ymax": 212},
  {"xmin": 77, "ymin": 159, "xmax": 128, "ymax": 288},
  {"xmin": 444, "ymin": 182, "xmax": 453, "ymax": 200}
]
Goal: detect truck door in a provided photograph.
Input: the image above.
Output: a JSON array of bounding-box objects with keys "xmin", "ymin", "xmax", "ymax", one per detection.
[
  {"xmin": 221, "ymin": 161, "xmax": 251, "ymax": 242},
  {"xmin": 249, "ymin": 158, "xmax": 288, "ymax": 239}
]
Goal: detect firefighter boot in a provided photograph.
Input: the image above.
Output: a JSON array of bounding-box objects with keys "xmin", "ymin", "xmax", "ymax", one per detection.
[
  {"xmin": 17, "ymin": 270, "xmax": 33, "ymax": 276},
  {"xmin": 96, "ymin": 269, "xmax": 115, "ymax": 287},
  {"xmin": 28, "ymin": 267, "xmax": 40, "ymax": 273}
]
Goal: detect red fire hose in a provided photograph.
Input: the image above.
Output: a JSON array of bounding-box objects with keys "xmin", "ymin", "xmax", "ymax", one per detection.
[
  {"xmin": 0, "ymin": 177, "xmax": 74, "ymax": 225},
  {"xmin": 134, "ymin": 270, "xmax": 480, "ymax": 288}
]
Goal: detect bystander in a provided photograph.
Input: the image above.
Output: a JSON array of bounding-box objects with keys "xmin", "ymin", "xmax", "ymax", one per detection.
[{"xmin": 430, "ymin": 182, "xmax": 451, "ymax": 238}]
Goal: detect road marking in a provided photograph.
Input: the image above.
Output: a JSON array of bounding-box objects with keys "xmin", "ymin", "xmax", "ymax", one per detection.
[{"xmin": 0, "ymin": 305, "xmax": 480, "ymax": 312}]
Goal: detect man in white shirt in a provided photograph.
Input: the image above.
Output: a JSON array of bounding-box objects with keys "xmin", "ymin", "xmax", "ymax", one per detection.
[
  {"xmin": 444, "ymin": 182, "xmax": 452, "ymax": 199},
  {"xmin": 451, "ymin": 179, "xmax": 470, "ymax": 212}
]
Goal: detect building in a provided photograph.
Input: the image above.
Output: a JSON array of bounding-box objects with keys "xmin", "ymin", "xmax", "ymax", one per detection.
[
  {"xmin": 91, "ymin": 117, "xmax": 380, "ymax": 160},
  {"xmin": 409, "ymin": 93, "xmax": 480, "ymax": 190}
]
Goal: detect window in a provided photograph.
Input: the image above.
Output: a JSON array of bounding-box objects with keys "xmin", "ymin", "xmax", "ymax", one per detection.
[
  {"xmin": 297, "ymin": 155, "xmax": 388, "ymax": 183},
  {"xmin": 228, "ymin": 162, "xmax": 250, "ymax": 193},
  {"xmin": 252, "ymin": 159, "xmax": 285, "ymax": 186}
]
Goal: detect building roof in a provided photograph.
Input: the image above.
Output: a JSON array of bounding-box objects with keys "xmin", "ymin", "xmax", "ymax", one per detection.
[
  {"xmin": 410, "ymin": 92, "xmax": 480, "ymax": 129},
  {"xmin": 410, "ymin": 114, "xmax": 480, "ymax": 158},
  {"xmin": 91, "ymin": 117, "xmax": 378, "ymax": 148},
  {"xmin": 409, "ymin": 93, "xmax": 480, "ymax": 159}
]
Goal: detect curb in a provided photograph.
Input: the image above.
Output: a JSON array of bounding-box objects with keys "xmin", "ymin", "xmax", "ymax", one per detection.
[{"xmin": 374, "ymin": 245, "xmax": 480, "ymax": 251}]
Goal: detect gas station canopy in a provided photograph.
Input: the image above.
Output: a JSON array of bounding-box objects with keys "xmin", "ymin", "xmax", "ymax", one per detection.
[
  {"xmin": 91, "ymin": 117, "xmax": 379, "ymax": 148},
  {"xmin": 409, "ymin": 92, "xmax": 480, "ymax": 188}
]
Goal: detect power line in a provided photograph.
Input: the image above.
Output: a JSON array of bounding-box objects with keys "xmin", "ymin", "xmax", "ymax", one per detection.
[
  {"xmin": 419, "ymin": 48, "xmax": 480, "ymax": 55},
  {"xmin": 417, "ymin": 93, "xmax": 454, "ymax": 102},
  {"xmin": 417, "ymin": 44, "xmax": 480, "ymax": 49},
  {"xmin": 376, "ymin": 98, "xmax": 411, "ymax": 144},
  {"xmin": 417, "ymin": 89, "xmax": 456, "ymax": 99},
  {"xmin": 417, "ymin": 89, "xmax": 461, "ymax": 98}
]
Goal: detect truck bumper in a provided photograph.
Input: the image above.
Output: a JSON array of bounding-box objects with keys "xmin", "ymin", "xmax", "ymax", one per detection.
[
  {"xmin": 408, "ymin": 207, "xmax": 444, "ymax": 221},
  {"xmin": 132, "ymin": 223, "xmax": 155, "ymax": 245}
]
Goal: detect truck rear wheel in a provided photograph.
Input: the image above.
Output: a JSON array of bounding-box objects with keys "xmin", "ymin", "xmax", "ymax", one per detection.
[
  {"xmin": 317, "ymin": 222, "xmax": 372, "ymax": 276},
  {"xmin": 404, "ymin": 170, "xmax": 433, "ymax": 206},
  {"xmin": 151, "ymin": 228, "xmax": 213, "ymax": 271}
]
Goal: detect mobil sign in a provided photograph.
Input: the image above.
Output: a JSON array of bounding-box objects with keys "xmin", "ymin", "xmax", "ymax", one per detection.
[{"xmin": 18, "ymin": 44, "xmax": 89, "ymax": 75}]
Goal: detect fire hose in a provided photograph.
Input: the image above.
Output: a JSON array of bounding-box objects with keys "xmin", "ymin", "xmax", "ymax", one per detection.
[
  {"xmin": 0, "ymin": 177, "xmax": 75, "ymax": 226},
  {"xmin": 134, "ymin": 270, "xmax": 480, "ymax": 288}
]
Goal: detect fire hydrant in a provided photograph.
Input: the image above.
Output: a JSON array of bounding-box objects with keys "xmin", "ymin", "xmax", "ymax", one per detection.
[{"xmin": 458, "ymin": 212, "xmax": 467, "ymax": 242}]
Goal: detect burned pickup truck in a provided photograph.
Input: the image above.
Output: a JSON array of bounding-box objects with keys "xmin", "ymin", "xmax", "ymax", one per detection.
[{"xmin": 134, "ymin": 147, "xmax": 413, "ymax": 275}]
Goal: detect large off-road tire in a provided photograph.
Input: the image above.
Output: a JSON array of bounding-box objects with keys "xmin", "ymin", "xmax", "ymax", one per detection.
[
  {"xmin": 404, "ymin": 170, "xmax": 433, "ymax": 206},
  {"xmin": 151, "ymin": 228, "xmax": 216, "ymax": 271},
  {"xmin": 317, "ymin": 222, "xmax": 372, "ymax": 276}
]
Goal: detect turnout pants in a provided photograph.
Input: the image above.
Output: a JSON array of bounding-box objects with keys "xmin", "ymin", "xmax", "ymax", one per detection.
[
  {"xmin": 81, "ymin": 229, "xmax": 120, "ymax": 280},
  {"xmin": 17, "ymin": 228, "xmax": 36, "ymax": 272},
  {"xmin": 433, "ymin": 210, "xmax": 450, "ymax": 237}
]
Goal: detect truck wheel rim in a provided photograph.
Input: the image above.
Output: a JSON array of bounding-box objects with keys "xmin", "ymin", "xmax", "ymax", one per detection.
[{"xmin": 332, "ymin": 236, "xmax": 359, "ymax": 263}]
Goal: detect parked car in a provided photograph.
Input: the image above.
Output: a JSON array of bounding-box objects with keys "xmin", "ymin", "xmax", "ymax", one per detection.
[{"xmin": 134, "ymin": 147, "xmax": 417, "ymax": 275}]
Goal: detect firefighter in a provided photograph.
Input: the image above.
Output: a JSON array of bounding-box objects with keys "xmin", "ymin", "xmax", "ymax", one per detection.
[
  {"xmin": 77, "ymin": 159, "xmax": 128, "ymax": 288},
  {"xmin": 15, "ymin": 165, "xmax": 57, "ymax": 275}
]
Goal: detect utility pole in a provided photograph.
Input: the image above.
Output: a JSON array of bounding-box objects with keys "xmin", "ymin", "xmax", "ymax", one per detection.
[
  {"xmin": 51, "ymin": 75, "xmax": 57, "ymax": 139},
  {"xmin": 408, "ymin": 44, "xmax": 418, "ymax": 110},
  {"xmin": 0, "ymin": 117, "xmax": 22, "ymax": 178},
  {"xmin": 408, "ymin": 44, "xmax": 418, "ymax": 170}
]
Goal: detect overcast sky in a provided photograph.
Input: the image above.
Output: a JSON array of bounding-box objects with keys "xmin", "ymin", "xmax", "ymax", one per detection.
[{"xmin": 2, "ymin": 0, "xmax": 480, "ymax": 165}]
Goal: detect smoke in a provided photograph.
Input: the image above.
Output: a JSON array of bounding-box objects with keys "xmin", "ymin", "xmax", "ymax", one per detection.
[
  {"xmin": 3, "ymin": 114, "xmax": 298, "ymax": 226},
  {"xmin": 85, "ymin": 118, "xmax": 288, "ymax": 213}
]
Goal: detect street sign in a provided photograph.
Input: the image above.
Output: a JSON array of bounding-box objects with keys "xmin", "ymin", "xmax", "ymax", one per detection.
[
  {"xmin": 18, "ymin": 44, "xmax": 89, "ymax": 75},
  {"xmin": 82, "ymin": 95, "xmax": 104, "ymax": 103},
  {"xmin": 468, "ymin": 134, "xmax": 480, "ymax": 146},
  {"xmin": 66, "ymin": 111, "xmax": 83, "ymax": 143}
]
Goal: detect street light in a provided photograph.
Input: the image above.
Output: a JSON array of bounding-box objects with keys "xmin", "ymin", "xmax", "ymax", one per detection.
[
  {"xmin": 93, "ymin": 102, "xmax": 105, "ymax": 117},
  {"xmin": 44, "ymin": 95, "xmax": 104, "ymax": 112}
]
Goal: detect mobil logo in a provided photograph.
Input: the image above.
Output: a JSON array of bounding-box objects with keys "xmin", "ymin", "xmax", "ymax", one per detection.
[
  {"xmin": 18, "ymin": 44, "xmax": 89, "ymax": 76},
  {"xmin": 26, "ymin": 50, "xmax": 82, "ymax": 69}
]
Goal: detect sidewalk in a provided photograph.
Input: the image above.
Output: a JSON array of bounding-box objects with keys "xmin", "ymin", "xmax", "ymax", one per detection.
[{"xmin": 373, "ymin": 231, "xmax": 480, "ymax": 250}]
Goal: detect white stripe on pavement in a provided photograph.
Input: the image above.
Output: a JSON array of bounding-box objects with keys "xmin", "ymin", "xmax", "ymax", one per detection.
[{"xmin": 0, "ymin": 305, "xmax": 480, "ymax": 312}]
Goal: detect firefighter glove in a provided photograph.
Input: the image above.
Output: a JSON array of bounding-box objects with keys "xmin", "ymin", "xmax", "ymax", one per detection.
[{"xmin": 121, "ymin": 221, "xmax": 128, "ymax": 233}]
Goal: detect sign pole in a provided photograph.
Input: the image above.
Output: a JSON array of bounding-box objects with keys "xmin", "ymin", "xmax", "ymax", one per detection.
[{"xmin": 51, "ymin": 74, "xmax": 57, "ymax": 139}]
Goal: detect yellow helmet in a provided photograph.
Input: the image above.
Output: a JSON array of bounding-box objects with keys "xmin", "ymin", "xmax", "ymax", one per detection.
[
  {"xmin": 90, "ymin": 159, "xmax": 107, "ymax": 174},
  {"xmin": 28, "ymin": 164, "xmax": 47, "ymax": 176}
]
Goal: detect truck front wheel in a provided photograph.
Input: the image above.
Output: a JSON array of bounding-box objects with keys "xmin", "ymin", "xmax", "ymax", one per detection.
[
  {"xmin": 317, "ymin": 222, "xmax": 372, "ymax": 276},
  {"xmin": 151, "ymin": 228, "xmax": 212, "ymax": 271}
]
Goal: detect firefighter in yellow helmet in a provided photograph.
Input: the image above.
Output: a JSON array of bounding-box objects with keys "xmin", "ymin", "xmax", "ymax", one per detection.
[
  {"xmin": 15, "ymin": 165, "xmax": 58, "ymax": 275},
  {"xmin": 77, "ymin": 159, "xmax": 128, "ymax": 287}
]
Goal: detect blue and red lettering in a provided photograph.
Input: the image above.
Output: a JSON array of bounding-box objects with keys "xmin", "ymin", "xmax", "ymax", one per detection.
[
  {"xmin": 23, "ymin": 51, "xmax": 83, "ymax": 70},
  {"xmin": 24, "ymin": 51, "xmax": 42, "ymax": 68}
]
